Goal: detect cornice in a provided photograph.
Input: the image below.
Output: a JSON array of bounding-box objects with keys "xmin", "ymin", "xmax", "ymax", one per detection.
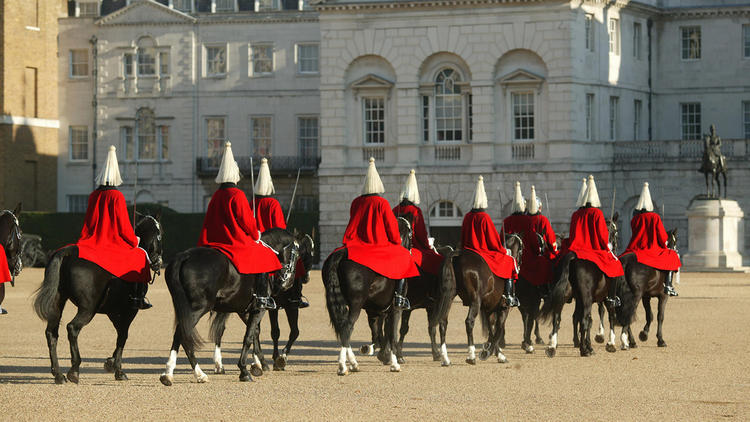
[
  {"xmin": 96, "ymin": 0, "xmax": 197, "ymax": 25},
  {"xmin": 314, "ymin": 0, "xmax": 561, "ymax": 13}
]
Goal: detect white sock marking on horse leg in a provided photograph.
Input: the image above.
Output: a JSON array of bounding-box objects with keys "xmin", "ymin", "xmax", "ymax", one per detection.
[
  {"xmin": 213, "ymin": 346, "xmax": 223, "ymax": 373},
  {"xmin": 549, "ymin": 333, "xmax": 558, "ymax": 349},
  {"xmin": 252, "ymin": 354, "xmax": 261, "ymax": 368},
  {"xmin": 597, "ymin": 321, "xmax": 605, "ymax": 337},
  {"xmin": 337, "ymin": 347, "xmax": 348, "ymax": 375},
  {"xmin": 390, "ymin": 352, "xmax": 401, "ymax": 372},
  {"xmin": 193, "ymin": 364, "xmax": 208, "ymax": 383},
  {"xmin": 366, "ymin": 344, "xmax": 375, "ymax": 356},
  {"xmin": 163, "ymin": 349, "xmax": 177, "ymax": 376},
  {"xmin": 346, "ymin": 347, "xmax": 359, "ymax": 371},
  {"xmin": 608, "ymin": 328, "xmax": 616, "ymax": 348},
  {"xmin": 497, "ymin": 346, "xmax": 508, "ymax": 363},
  {"xmin": 440, "ymin": 343, "xmax": 451, "ymax": 366},
  {"xmin": 468, "ymin": 345, "xmax": 476, "ymax": 360},
  {"xmin": 620, "ymin": 330, "xmax": 629, "ymax": 350}
]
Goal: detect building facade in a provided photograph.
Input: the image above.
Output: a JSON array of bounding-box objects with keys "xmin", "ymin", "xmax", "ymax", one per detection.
[
  {"xmin": 57, "ymin": 0, "xmax": 321, "ymax": 214},
  {"xmin": 1, "ymin": 0, "xmax": 64, "ymax": 211},
  {"xmin": 316, "ymin": 0, "xmax": 750, "ymax": 260}
]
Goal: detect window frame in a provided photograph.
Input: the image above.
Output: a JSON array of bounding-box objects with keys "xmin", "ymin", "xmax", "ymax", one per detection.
[
  {"xmin": 743, "ymin": 25, "xmax": 750, "ymax": 59},
  {"xmin": 743, "ymin": 101, "xmax": 750, "ymax": 139},
  {"xmin": 680, "ymin": 102, "xmax": 702, "ymax": 141},
  {"xmin": 297, "ymin": 115, "xmax": 319, "ymax": 164},
  {"xmin": 249, "ymin": 44, "xmax": 275, "ymax": 77},
  {"xmin": 511, "ymin": 91, "xmax": 536, "ymax": 142},
  {"xmin": 204, "ymin": 44, "xmax": 228, "ymax": 78},
  {"xmin": 250, "ymin": 115, "xmax": 274, "ymax": 157},
  {"xmin": 681, "ymin": 26, "xmax": 702, "ymax": 61},
  {"xmin": 609, "ymin": 96, "xmax": 619, "ymax": 141},
  {"xmin": 633, "ymin": 22, "xmax": 642, "ymax": 60},
  {"xmin": 433, "ymin": 68, "xmax": 465, "ymax": 143},
  {"xmin": 634, "ymin": 99, "xmax": 642, "ymax": 141},
  {"xmin": 214, "ymin": 0, "xmax": 237, "ymax": 12},
  {"xmin": 76, "ymin": 1, "xmax": 99, "ymax": 17},
  {"xmin": 69, "ymin": 125, "xmax": 89, "ymax": 161},
  {"xmin": 67, "ymin": 194, "xmax": 89, "ymax": 213},
  {"xmin": 585, "ymin": 93, "xmax": 594, "ymax": 141},
  {"xmin": 296, "ymin": 43, "xmax": 320, "ymax": 75},
  {"xmin": 362, "ymin": 97, "xmax": 386, "ymax": 145},
  {"xmin": 205, "ymin": 116, "xmax": 227, "ymax": 159},
  {"xmin": 69, "ymin": 49, "xmax": 89, "ymax": 79},
  {"xmin": 608, "ymin": 18, "xmax": 620, "ymax": 56},
  {"xmin": 585, "ymin": 13, "xmax": 595, "ymax": 52}
]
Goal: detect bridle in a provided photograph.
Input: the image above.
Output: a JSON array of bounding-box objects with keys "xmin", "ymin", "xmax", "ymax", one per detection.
[
  {"xmin": 1, "ymin": 210, "xmax": 23, "ymax": 281},
  {"xmin": 397, "ymin": 217, "xmax": 413, "ymax": 250},
  {"xmin": 278, "ymin": 240, "xmax": 300, "ymax": 286},
  {"xmin": 138, "ymin": 215, "xmax": 163, "ymax": 284}
]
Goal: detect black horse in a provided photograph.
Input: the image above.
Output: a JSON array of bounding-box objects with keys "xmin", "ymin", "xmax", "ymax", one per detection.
[
  {"xmin": 516, "ymin": 232, "xmax": 550, "ymax": 353},
  {"xmin": 33, "ymin": 213, "xmax": 163, "ymax": 384},
  {"xmin": 159, "ymin": 228, "xmax": 299, "ymax": 385},
  {"xmin": 541, "ymin": 214, "xmax": 637, "ymax": 357},
  {"xmin": 209, "ymin": 232, "xmax": 315, "ymax": 375},
  {"xmin": 1, "ymin": 205, "xmax": 24, "ymax": 304},
  {"xmin": 441, "ymin": 233, "xmax": 523, "ymax": 365},
  {"xmin": 619, "ymin": 229, "xmax": 679, "ymax": 348},
  {"xmin": 322, "ymin": 217, "xmax": 412, "ymax": 375}
]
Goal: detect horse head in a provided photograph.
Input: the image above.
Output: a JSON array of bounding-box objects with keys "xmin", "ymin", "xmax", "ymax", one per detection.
[
  {"xmin": 667, "ymin": 228, "xmax": 679, "ymax": 251},
  {"xmin": 504, "ymin": 232, "xmax": 524, "ymax": 268},
  {"xmin": 0, "ymin": 203, "xmax": 23, "ymax": 282},
  {"xmin": 607, "ymin": 212, "xmax": 620, "ymax": 253},
  {"xmin": 295, "ymin": 232, "xmax": 315, "ymax": 284},
  {"xmin": 260, "ymin": 228, "xmax": 300, "ymax": 293},
  {"xmin": 135, "ymin": 211, "xmax": 163, "ymax": 272},
  {"xmin": 397, "ymin": 216, "xmax": 413, "ymax": 250}
]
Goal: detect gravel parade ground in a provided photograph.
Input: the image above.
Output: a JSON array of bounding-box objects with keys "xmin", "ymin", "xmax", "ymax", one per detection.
[{"xmin": 0, "ymin": 268, "xmax": 748, "ymax": 421}]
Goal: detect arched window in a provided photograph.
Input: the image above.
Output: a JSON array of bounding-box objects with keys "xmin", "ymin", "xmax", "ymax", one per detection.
[
  {"xmin": 429, "ymin": 200, "xmax": 463, "ymax": 221},
  {"xmin": 435, "ymin": 69, "xmax": 463, "ymax": 142},
  {"xmin": 137, "ymin": 38, "xmax": 156, "ymax": 76}
]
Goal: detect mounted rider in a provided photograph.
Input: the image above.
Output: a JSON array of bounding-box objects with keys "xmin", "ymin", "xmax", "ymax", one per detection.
[
  {"xmin": 197, "ymin": 142, "xmax": 281, "ymax": 308},
  {"xmin": 461, "ymin": 176, "xmax": 519, "ymax": 307},
  {"xmin": 621, "ymin": 182, "xmax": 680, "ymax": 296},
  {"xmin": 502, "ymin": 181, "xmax": 527, "ymax": 234},
  {"xmin": 251, "ymin": 157, "xmax": 309, "ymax": 309},
  {"xmin": 75, "ymin": 145, "xmax": 152, "ymax": 310},
  {"xmin": 564, "ymin": 175, "xmax": 624, "ymax": 308},
  {"xmin": 392, "ymin": 169, "xmax": 444, "ymax": 276},
  {"xmin": 521, "ymin": 186, "xmax": 559, "ymax": 292}
]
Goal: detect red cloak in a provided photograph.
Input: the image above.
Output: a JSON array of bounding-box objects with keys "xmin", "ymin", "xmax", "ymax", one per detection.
[
  {"xmin": 461, "ymin": 210, "xmax": 517, "ymax": 280},
  {"xmin": 198, "ymin": 186, "xmax": 282, "ymax": 275},
  {"xmin": 393, "ymin": 202, "xmax": 444, "ymax": 276},
  {"xmin": 76, "ymin": 188, "xmax": 150, "ymax": 283},
  {"xmin": 566, "ymin": 207, "xmax": 623, "ymax": 278},
  {"xmin": 1, "ymin": 244, "xmax": 11, "ymax": 283},
  {"xmin": 252, "ymin": 196, "xmax": 287, "ymax": 233},
  {"xmin": 521, "ymin": 214, "xmax": 559, "ymax": 286},
  {"xmin": 502, "ymin": 214, "xmax": 527, "ymax": 236},
  {"xmin": 340, "ymin": 195, "xmax": 419, "ymax": 279},
  {"xmin": 621, "ymin": 212, "xmax": 681, "ymax": 271}
]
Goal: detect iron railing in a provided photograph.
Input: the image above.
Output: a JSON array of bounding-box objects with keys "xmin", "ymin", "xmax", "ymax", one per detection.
[{"xmin": 196, "ymin": 155, "xmax": 320, "ymax": 177}]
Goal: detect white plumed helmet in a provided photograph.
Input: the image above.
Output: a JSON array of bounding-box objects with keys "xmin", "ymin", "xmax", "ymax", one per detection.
[
  {"xmin": 214, "ymin": 142, "xmax": 241, "ymax": 184},
  {"xmin": 254, "ymin": 158, "xmax": 275, "ymax": 196},
  {"xmin": 472, "ymin": 176, "xmax": 488, "ymax": 209},
  {"xmin": 528, "ymin": 185, "xmax": 540, "ymax": 215},
  {"xmin": 511, "ymin": 181, "xmax": 525, "ymax": 214},
  {"xmin": 361, "ymin": 157, "xmax": 385, "ymax": 195},
  {"xmin": 635, "ymin": 182, "xmax": 654, "ymax": 212},
  {"xmin": 575, "ymin": 177, "xmax": 587, "ymax": 208},
  {"xmin": 399, "ymin": 169, "xmax": 420, "ymax": 205},
  {"xmin": 95, "ymin": 145, "xmax": 123, "ymax": 187},
  {"xmin": 585, "ymin": 174, "xmax": 602, "ymax": 208}
]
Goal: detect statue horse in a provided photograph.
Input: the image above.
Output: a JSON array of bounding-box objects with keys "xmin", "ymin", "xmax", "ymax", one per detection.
[
  {"xmin": 619, "ymin": 228, "xmax": 679, "ymax": 348},
  {"xmin": 159, "ymin": 228, "xmax": 299, "ymax": 385},
  {"xmin": 699, "ymin": 128, "xmax": 728, "ymax": 198},
  {"xmin": 1, "ymin": 204, "xmax": 24, "ymax": 288},
  {"xmin": 209, "ymin": 232, "xmax": 315, "ymax": 375},
  {"xmin": 321, "ymin": 217, "xmax": 412, "ymax": 375},
  {"xmin": 441, "ymin": 233, "xmax": 524, "ymax": 365},
  {"xmin": 33, "ymin": 213, "xmax": 163, "ymax": 384}
]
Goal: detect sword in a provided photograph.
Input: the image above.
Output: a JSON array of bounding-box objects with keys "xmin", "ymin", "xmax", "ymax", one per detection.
[
  {"xmin": 249, "ymin": 156, "xmax": 256, "ymax": 220},
  {"xmin": 286, "ymin": 168, "xmax": 301, "ymax": 223},
  {"xmin": 610, "ymin": 186, "xmax": 616, "ymax": 223},
  {"xmin": 132, "ymin": 158, "xmax": 139, "ymax": 228},
  {"xmin": 544, "ymin": 192, "xmax": 550, "ymax": 217}
]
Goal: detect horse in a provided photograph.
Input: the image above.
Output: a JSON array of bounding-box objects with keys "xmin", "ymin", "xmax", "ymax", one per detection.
[
  {"xmin": 159, "ymin": 228, "xmax": 299, "ymax": 385},
  {"xmin": 33, "ymin": 213, "xmax": 163, "ymax": 384},
  {"xmin": 516, "ymin": 232, "xmax": 550, "ymax": 353},
  {"xmin": 1, "ymin": 204, "xmax": 24, "ymax": 289},
  {"xmin": 700, "ymin": 127, "xmax": 728, "ymax": 198},
  {"xmin": 618, "ymin": 228, "xmax": 679, "ymax": 348},
  {"xmin": 322, "ymin": 216, "xmax": 412, "ymax": 375},
  {"xmin": 441, "ymin": 233, "xmax": 524, "ymax": 365},
  {"xmin": 209, "ymin": 232, "xmax": 315, "ymax": 375},
  {"xmin": 541, "ymin": 212, "xmax": 637, "ymax": 357}
]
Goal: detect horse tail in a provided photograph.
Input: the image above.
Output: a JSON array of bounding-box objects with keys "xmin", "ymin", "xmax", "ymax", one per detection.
[
  {"xmin": 615, "ymin": 274, "xmax": 637, "ymax": 327},
  {"xmin": 540, "ymin": 252, "xmax": 575, "ymax": 322},
  {"xmin": 165, "ymin": 251, "xmax": 203, "ymax": 351},
  {"xmin": 208, "ymin": 312, "xmax": 231, "ymax": 344},
  {"xmin": 33, "ymin": 246, "xmax": 71, "ymax": 321},
  {"xmin": 431, "ymin": 252, "xmax": 458, "ymax": 329},
  {"xmin": 322, "ymin": 250, "xmax": 349, "ymax": 342}
]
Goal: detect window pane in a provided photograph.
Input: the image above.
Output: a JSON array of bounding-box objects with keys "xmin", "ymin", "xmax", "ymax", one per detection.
[
  {"xmin": 363, "ymin": 98, "xmax": 385, "ymax": 144},
  {"xmin": 138, "ymin": 49, "xmax": 156, "ymax": 75},
  {"xmin": 70, "ymin": 49, "xmax": 88, "ymax": 77},
  {"xmin": 435, "ymin": 69, "xmax": 463, "ymax": 143},
  {"xmin": 70, "ymin": 126, "xmax": 88, "ymax": 160},
  {"xmin": 681, "ymin": 27, "xmax": 701, "ymax": 60},
  {"xmin": 121, "ymin": 126, "xmax": 134, "ymax": 161},
  {"xmin": 252, "ymin": 117, "xmax": 273, "ymax": 156},
  {"xmin": 681, "ymin": 103, "xmax": 701, "ymax": 140},
  {"xmin": 67, "ymin": 195, "xmax": 89, "ymax": 212},
  {"xmin": 137, "ymin": 108, "xmax": 157, "ymax": 160},
  {"xmin": 512, "ymin": 92, "xmax": 535, "ymax": 141},
  {"xmin": 608, "ymin": 18, "xmax": 619, "ymax": 55},
  {"xmin": 78, "ymin": 2, "xmax": 98, "ymax": 17},
  {"xmin": 160, "ymin": 126, "xmax": 169, "ymax": 160},
  {"xmin": 298, "ymin": 117, "xmax": 319, "ymax": 165},
  {"xmin": 159, "ymin": 52, "xmax": 169, "ymax": 75},
  {"xmin": 585, "ymin": 93, "xmax": 594, "ymax": 140},
  {"xmin": 298, "ymin": 44, "xmax": 319, "ymax": 73},
  {"xmin": 744, "ymin": 101, "xmax": 750, "ymax": 139},
  {"xmin": 207, "ymin": 46, "xmax": 226, "ymax": 75},
  {"xmin": 206, "ymin": 118, "xmax": 226, "ymax": 160},
  {"xmin": 609, "ymin": 97, "xmax": 619, "ymax": 140},
  {"xmin": 252, "ymin": 45, "xmax": 274, "ymax": 75},
  {"xmin": 215, "ymin": 0, "xmax": 234, "ymax": 11},
  {"xmin": 744, "ymin": 25, "xmax": 750, "ymax": 58},
  {"xmin": 123, "ymin": 53, "xmax": 134, "ymax": 76},
  {"xmin": 585, "ymin": 14, "xmax": 594, "ymax": 52},
  {"xmin": 173, "ymin": 0, "xmax": 192, "ymax": 12}
]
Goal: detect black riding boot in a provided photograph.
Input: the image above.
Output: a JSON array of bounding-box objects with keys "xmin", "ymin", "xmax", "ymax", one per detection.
[
  {"xmin": 393, "ymin": 279, "xmax": 410, "ymax": 310},
  {"xmin": 604, "ymin": 278, "xmax": 621, "ymax": 309},
  {"xmin": 254, "ymin": 273, "xmax": 277, "ymax": 310},
  {"xmin": 503, "ymin": 279, "xmax": 520, "ymax": 307},
  {"xmin": 130, "ymin": 283, "xmax": 152, "ymax": 310},
  {"xmin": 286, "ymin": 277, "xmax": 310, "ymax": 309},
  {"xmin": 664, "ymin": 271, "xmax": 678, "ymax": 296}
]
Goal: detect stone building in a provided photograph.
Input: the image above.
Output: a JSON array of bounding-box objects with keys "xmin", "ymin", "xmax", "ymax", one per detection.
[
  {"xmin": 1, "ymin": 0, "xmax": 64, "ymax": 211},
  {"xmin": 57, "ymin": 0, "xmax": 321, "ymax": 215},
  {"xmin": 316, "ymin": 0, "xmax": 750, "ymax": 260}
]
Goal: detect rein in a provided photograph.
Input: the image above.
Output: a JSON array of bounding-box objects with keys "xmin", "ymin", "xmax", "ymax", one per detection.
[
  {"xmin": 137, "ymin": 215, "xmax": 162, "ymax": 285},
  {"xmin": 1, "ymin": 210, "xmax": 23, "ymax": 282}
]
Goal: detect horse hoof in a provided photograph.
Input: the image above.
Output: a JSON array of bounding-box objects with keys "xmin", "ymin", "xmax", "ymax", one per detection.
[
  {"xmin": 545, "ymin": 347, "xmax": 556, "ymax": 358},
  {"xmin": 250, "ymin": 364, "xmax": 263, "ymax": 377},
  {"xmin": 54, "ymin": 373, "xmax": 67, "ymax": 384},
  {"xmin": 104, "ymin": 358, "xmax": 115, "ymax": 373},
  {"xmin": 573, "ymin": 340, "xmax": 580, "ymax": 348},
  {"xmin": 432, "ymin": 354, "xmax": 441, "ymax": 362},
  {"xmin": 115, "ymin": 371, "xmax": 128, "ymax": 381},
  {"xmin": 195, "ymin": 374, "xmax": 208, "ymax": 383},
  {"xmin": 273, "ymin": 355, "xmax": 287, "ymax": 371},
  {"xmin": 349, "ymin": 363, "xmax": 360, "ymax": 373},
  {"xmin": 620, "ymin": 343, "xmax": 629, "ymax": 351},
  {"xmin": 389, "ymin": 364, "xmax": 401, "ymax": 373},
  {"xmin": 397, "ymin": 356, "xmax": 405, "ymax": 364},
  {"xmin": 535, "ymin": 338, "xmax": 545, "ymax": 345},
  {"xmin": 629, "ymin": 341, "xmax": 638, "ymax": 349},
  {"xmin": 337, "ymin": 365, "xmax": 348, "ymax": 376},
  {"xmin": 594, "ymin": 334, "xmax": 605, "ymax": 344},
  {"xmin": 159, "ymin": 374, "xmax": 173, "ymax": 386},
  {"xmin": 214, "ymin": 366, "xmax": 226, "ymax": 375},
  {"xmin": 465, "ymin": 358, "xmax": 477, "ymax": 365},
  {"xmin": 360, "ymin": 344, "xmax": 375, "ymax": 355},
  {"xmin": 606, "ymin": 343, "xmax": 617, "ymax": 353},
  {"xmin": 580, "ymin": 349, "xmax": 592, "ymax": 357},
  {"xmin": 261, "ymin": 362, "xmax": 271, "ymax": 372},
  {"xmin": 497, "ymin": 354, "xmax": 508, "ymax": 364},
  {"xmin": 441, "ymin": 358, "xmax": 451, "ymax": 367},
  {"xmin": 478, "ymin": 350, "xmax": 490, "ymax": 361},
  {"xmin": 657, "ymin": 339, "xmax": 667, "ymax": 347},
  {"xmin": 239, "ymin": 373, "xmax": 254, "ymax": 382},
  {"xmin": 639, "ymin": 331, "xmax": 648, "ymax": 342},
  {"xmin": 66, "ymin": 371, "xmax": 79, "ymax": 384}
]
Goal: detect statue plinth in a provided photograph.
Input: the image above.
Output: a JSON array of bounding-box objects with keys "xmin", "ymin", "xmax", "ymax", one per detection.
[{"xmin": 682, "ymin": 198, "xmax": 748, "ymax": 272}]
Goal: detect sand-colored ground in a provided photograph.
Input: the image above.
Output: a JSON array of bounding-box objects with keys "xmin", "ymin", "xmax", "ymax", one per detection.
[{"xmin": 0, "ymin": 268, "xmax": 748, "ymax": 421}]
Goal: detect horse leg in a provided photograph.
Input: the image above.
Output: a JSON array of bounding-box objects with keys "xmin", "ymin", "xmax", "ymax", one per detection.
[
  {"xmin": 520, "ymin": 305, "xmax": 534, "ymax": 353},
  {"xmin": 438, "ymin": 315, "xmax": 451, "ymax": 367},
  {"xmin": 427, "ymin": 305, "xmax": 441, "ymax": 361},
  {"xmin": 386, "ymin": 306, "xmax": 403, "ymax": 372},
  {"xmin": 338, "ymin": 307, "xmax": 361, "ymax": 376},
  {"xmin": 594, "ymin": 302, "xmax": 606, "ymax": 343},
  {"xmin": 251, "ymin": 317, "xmax": 269, "ymax": 375},
  {"xmin": 238, "ymin": 309, "xmax": 264, "ymax": 382},
  {"xmin": 639, "ymin": 297, "xmax": 653, "ymax": 342},
  {"xmin": 572, "ymin": 301, "xmax": 582, "ymax": 348},
  {"xmin": 605, "ymin": 302, "xmax": 619, "ymax": 353},
  {"xmin": 106, "ymin": 310, "xmax": 137, "ymax": 381},
  {"xmin": 269, "ymin": 309, "xmax": 281, "ymax": 361},
  {"xmin": 66, "ymin": 308, "xmax": 96, "ymax": 383},
  {"xmin": 464, "ymin": 298, "xmax": 480, "ymax": 365},
  {"xmin": 44, "ymin": 296, "xmax": 67, "ymax": 384},
  {"xmin": 579, "ymin": 299, "xmax": 593, "ymax": 357},
  {"xmin": 360, "ymin": 312, "xmax": 378, "ymax": 356},
  {"xmin": 545, "ymin": 311, "xmax": 561, "ymax": 358},
  {"xmin": 627, "ymin": 325, "xmax": 637, "ymax": 348},
  {"xmin": 212, "ymin": 317, "xmax": 227, "ymax": 375},
  {"xmin": 396, "ymin": 309, "xmax": 411, "ymax": 364},
  {"xmin": 274, "ymin": 307, "xmax": 299, "ymax": 371},
  {"xmin": 159, "ymin": 332, "xmax": 182, "ymax": 386},
  {"xmin": 656, "ymin": 295, "xmax": 669, "ymax": 347},
  {"xmin": 493, "ymin": 307, "xmax": 510, "ymax": 363},
  {"xmin": 534, "ymin": 315, "xmax": 545, "ymax": 345}
]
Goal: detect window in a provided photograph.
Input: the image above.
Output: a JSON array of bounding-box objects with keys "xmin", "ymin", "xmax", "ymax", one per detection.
[
  {"xmin": 137, "ymin": 108, "xmax": 157, "ymax": 160},
  {"xmin": 512, "ymin": 92, "xmax": 535, "ymax": 141},
  {"xmin": 77, "ymin": 1, "xmax": 98, "ymax": 17},
  {"xmin": 297, "ymin": 44, "xmax": 319, "ymax": 74},
  {"xmin": 744, "ymin": 101, "xmax": 750, "ymax": 139},
  {"xmin": 585, "ymin": 93, "xmax": 594, "ymax": 140},
  {"xmin": 121, "ymin": 126, "xmax": 134, "ymax": 161},
  {"xmin": 138, "ymin": 48, "xmax": 156, "ymax": 76},
  {"xmin": 633, "ymin": 22, "xmax": 642, "ymax": 59},
  {"xmin": 422, "ymin": 96, "xmax": 429, "ymax": 142},
  {"xmin": 24, "ymin": 67, "xmax": 38, "ymax": 118},
  {"xmin": 250, "ymin": 44, "xmax": 273, "ymax": 76},
  {"xmin": 435, "ymin": 69, "xmax": 463, "ymax": 142},
  {"xmin": 257, "ymin": 0, "xmax": 279, "ymax": 11},
  {"xmin": 681, "ymin": 27, "xmax": 701, "ymax": 60},
  {"xmin": 585, "ymin": 14, "xmax": 594, "ymax": 52},
  {"xmin": 298, "ymin": 116, "xmax": 319, "ymax": 165},
  {"xmin": 681, "ymin": 103, "xmax": 701, "ymax": 140},
  {"xmin": 744, "ymin": 25, "xmax": 750, "ymax": 58},
  {"xmin": 363, "ymin": 98, "xmax": 385, "ymax": 144},
  {"xmin": 251, "ymin": 116, "xmax": 273, "ymax": 156},
  {"xmin": 27, "ymin": 0, "xmax": 39, "ymax": 27},
  {"xmin": 609, "ymin": 96, "xmax": 619, "ymax": 140},
  {"xmin": 215, "ymin": 0, "xmax": 235, "ymax": 11},
  {"xmin": 160, "ymin": 126, "xmax": 170, "ymax": 160},
  {"xmin": 206, "ymin": 117, "xmax": 226, "ymax": 159},
  {"xmin": 159, "ymin": 52, "xmax": 170, "ymax": 75},
  {"xmin": 123, "ymin": 53, "xmax": 134, "ymax": 77},
  {"xmin": 70, "ymin": 49, "xmax": 89, "ymax": 78},
  {"xmin": 206, "ymin": 46, "xmax": 227, "ymax": 76},
  {"xmin": 67, "ymin": 195, "xmax": 88, "ymax": 213},
  {"xmin": 634, "ymin": 99, "xmax": 642, "ymax": 141},
  {"xmin": 609, "ymin": 18, "xmax": 619, "ymax": 55},
  {"xmin": 70, "ymin": 126, "xmax": 88, "ymax": 160},
  {"xmin": 429, "ymin": 200, "xmax": 462, "ymax": 218},
  {"xmin": 173, "ymin": 0, "xmax": 192, "ymax": 12}
]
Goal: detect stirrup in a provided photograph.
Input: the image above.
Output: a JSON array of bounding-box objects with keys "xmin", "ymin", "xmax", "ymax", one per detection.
[
  {"xmin": 394, "ymin": 294, "xmax": 411, "ymax": 310},
  {"xmin": 131, "ymin": 296, "xmax": 152, "ymax": 310},
  {"xmin": 503, "ymin": 295, "xmax": 520, "ymax": 307},
  {"xmin": 605, "ymin": 296, "xmax": 621, "ymax": 308},
  {"xmin": 664, "ymin": 286, "xmax": 679, "ymax": 297},
  {"xmin": 254, "ymin": 295, "xmax": 277, "ymax": 310}
]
